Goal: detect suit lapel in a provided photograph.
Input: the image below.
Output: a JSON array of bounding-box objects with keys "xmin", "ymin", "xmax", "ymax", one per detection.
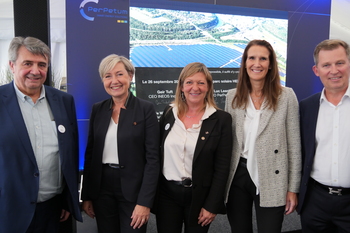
[
  {"xmin": 193, "ymin": 115, "xmax": 217, "ymax": 162},
  {"xmin": 45, "ymin": 86, "xmax": 68, "ymax": 164},
  {"xmin": 256, "ymin": 107, "xmax": 274, "ymax": 137},
  {"xmin": 235, "ymin": 109, "xmax": 245, "ymax": 151},
  {"xmin": 1, "ymin": 83, "xmax": 37, "ymax": 166},
  {"xmin": 305, "ymin": 94, "xmax": 321, "ymax": 160}
]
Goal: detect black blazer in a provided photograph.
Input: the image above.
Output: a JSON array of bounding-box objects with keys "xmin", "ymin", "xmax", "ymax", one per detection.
[
  {"xmin": 158, "ymin": 105, "xmax": 232, "ymax": 225},
  {"xmin": 297, "ymin": 92, "xmax": 321, "ymax": 213},
  {"xmin": 81, "ymin": 93, "xmax": 160, "ymax": 208}
]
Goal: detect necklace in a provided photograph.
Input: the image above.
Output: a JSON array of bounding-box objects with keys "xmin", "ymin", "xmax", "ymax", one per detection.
[
  {"xmin": 185, "ymin": 111, "xmax": 201, "ymax": 118},
  {"xmin": 251, "ymin": 90, "xmax": 263, "ymax": 103},
  {"xmin": 185, "ymin": 114, "xmax": 197, "ymax": 118},
  {"xmin": 252, "ymin": 96, "xmax": 262, "ymax": 103}
]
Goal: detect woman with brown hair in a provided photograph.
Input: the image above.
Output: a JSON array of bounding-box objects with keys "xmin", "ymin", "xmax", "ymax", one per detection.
[{"xmin": 225, "ymin": 40, "xmax": 301, "ymax": 233}]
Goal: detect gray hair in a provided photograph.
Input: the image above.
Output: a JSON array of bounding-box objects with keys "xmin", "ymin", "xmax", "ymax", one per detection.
[
  {"xmin": 99, "ymin": 54, "xmax": 135, "ymax": 81},
  {"xmin": 8, "ymin": 36, "xmax": 51, "ymax": 64}
]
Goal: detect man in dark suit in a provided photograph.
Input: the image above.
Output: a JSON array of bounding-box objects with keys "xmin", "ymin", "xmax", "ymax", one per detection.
[
  {"xmin": 298, "ymin": 39, "xmax": 350, "ymax": 232},
  {"xmin": 0, "ymin": 36, "xmax": 82, "ymax": 233}
]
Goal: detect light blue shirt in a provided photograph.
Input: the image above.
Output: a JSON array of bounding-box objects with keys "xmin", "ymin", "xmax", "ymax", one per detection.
[{"xmin": 14, "ymin": 82, "xmax": 63, "ymax": 202}]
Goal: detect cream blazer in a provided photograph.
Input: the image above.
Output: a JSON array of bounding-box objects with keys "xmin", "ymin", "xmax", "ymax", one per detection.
[{"xmin": 224, "ymin": 87, "xmax": 301, "ymax": 207}]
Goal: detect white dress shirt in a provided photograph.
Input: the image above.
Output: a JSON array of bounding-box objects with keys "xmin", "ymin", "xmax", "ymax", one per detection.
[
  {"xmin": 311, "ymin": 86, "xmax": 350, "ymax": 188},
  {"xmin": 163, "ymin": 105, "xmax": 216, "ymax": 181}
]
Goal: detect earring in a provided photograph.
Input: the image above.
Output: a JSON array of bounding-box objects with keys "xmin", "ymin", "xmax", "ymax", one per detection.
[{"xmin": 181, "ymin": 92, "xmax": 186, "ymax": 102}]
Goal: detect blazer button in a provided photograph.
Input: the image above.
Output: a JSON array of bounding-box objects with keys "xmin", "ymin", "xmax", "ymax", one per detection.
[
  {"xmin": 274, "ymin": 150, "xmax": 278, "ymax": 153},
  {"xmin": 120, "ymin": 165, "xmax": 125, "ymax": 169},
  {"xmin": 34, "ymin": 173, "xmax": 39, "ymax": 177},
  {"xmin": 275, "ymin": 170, "xmax": 279, "ymax": 174}
]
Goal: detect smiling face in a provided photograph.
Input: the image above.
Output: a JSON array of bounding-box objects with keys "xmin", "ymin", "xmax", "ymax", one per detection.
[
  {"xmin": 313, "ymin": 46, "xmax": 350, "ymax": 95},
  {"xmin": 245, "ymin": 45, "xmax": 271, "ymax": 84},
  {"xmin": 181, "ymin": 72, "xmax": 208, "ymax": 106},
  {"xmin": 9, "ymin": 46, "xmax": 48, "ymax": 97},
  {"xmin": 102, "ymin": 62, "xmax": 132, "ymax": 101}
]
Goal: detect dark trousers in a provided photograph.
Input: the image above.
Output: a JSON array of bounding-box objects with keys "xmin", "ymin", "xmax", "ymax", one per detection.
[
  {"xmin": 156, "ymin": 176, "xmax": 210, "ymax": 233},
  {"xmin": 226, "ymin": 162, "xmax": 285, "ymax": 233},
  {"xmin": 26, "ymin": 194, "xmax": 62, "ymax": 233},
  {"xmin": 301, "ymin": 179, "xmax": 350, "ymax": 233},
  {"xmin": 93, "ymin": 165, "xmax": 147, "ymax": 233}
]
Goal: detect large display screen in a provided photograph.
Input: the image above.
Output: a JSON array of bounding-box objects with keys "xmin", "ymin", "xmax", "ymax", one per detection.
[{"xmin": 129, "ymin": 5, "xmax": 288, "ymax": 115}]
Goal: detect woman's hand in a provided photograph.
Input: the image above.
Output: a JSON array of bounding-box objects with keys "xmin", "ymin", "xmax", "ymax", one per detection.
[
  {"xmin": 130, "ymin": 205, "xmax": 150, "ymax": 229},
  {"xmin": 82, "ymin": 200, "xmax": 95, "ymax": 219},
  {"xmin": 198, "ymin": 208, "xmax": 216, "ymax": 226},
  {"xmin": 285, "ymin": 191, "xmax": 298, "ymax": 215}
]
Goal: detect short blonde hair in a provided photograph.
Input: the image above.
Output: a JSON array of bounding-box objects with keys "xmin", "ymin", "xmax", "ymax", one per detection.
[{"xmin": 98, "ymin": 54, "xmax": 135, "ymax": 80}]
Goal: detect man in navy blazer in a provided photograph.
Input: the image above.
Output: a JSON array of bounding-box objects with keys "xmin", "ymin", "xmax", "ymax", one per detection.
[
  {"xmin": 0, "ymin": 37, "xmax": 82, "ymax": 233},
  {"xmin": 298, "ymin": 39, "xmax": 350, "ymax": 232}
]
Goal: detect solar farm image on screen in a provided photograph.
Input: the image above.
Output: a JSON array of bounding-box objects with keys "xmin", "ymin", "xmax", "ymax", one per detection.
[{"xmin": 130, "ymin": 7, "xmax": 288, "ymax": 83}]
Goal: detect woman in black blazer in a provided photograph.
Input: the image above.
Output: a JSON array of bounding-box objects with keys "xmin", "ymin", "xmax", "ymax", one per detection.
[
  {"xmin": 155, "ymin": 62, "xmax": 233, "ymax": 233},
  {"xmin": 81, "ymin": 54, "xmax": 160, "ymax": 233}
]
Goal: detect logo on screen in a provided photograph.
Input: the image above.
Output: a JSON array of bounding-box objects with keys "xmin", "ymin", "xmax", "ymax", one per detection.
[
  {"xmin": 79, "ymin": 0, "xmax": 128, "ymax": 22},
  {"xmin": 79, "ymin": 0, "xmax": 98, "ymax": 21}
]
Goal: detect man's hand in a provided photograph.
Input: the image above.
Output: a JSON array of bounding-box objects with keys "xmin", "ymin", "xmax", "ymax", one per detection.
[{"xmin": 60, "ymin": 209, "xmax": 70, "ymax": 222}]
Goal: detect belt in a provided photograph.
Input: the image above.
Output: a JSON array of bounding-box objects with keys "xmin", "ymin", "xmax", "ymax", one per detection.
[
  {"xmin": 168, "ymin": 178, "xmax": 192, "ymax": 188},
  {"xmin": 238, "ymin": 157, "xmax": 247, "ymax": 168},
  {"xmin": 312, "ymin": 179, "xmax": 350, "ymax": 196},
  {"xmin": 103, "ymin": 163, "xmax": 121, "ymax": 169}
]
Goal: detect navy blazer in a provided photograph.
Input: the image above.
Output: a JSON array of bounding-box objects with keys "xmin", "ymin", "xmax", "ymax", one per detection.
[
  {"xmin": 157, "ymin": 105, "xmax": 232, "ymax": 226},
  {"xmin": 81, "ymin": 93, "xmax": 160, "ymax": 208},
  {"xmin": 297, "ymin": 92, "xmax": 321, "ymax": 213},
  {"xmin": 0, "ymin": 82, "xmax": 82, "ymax": 233}
]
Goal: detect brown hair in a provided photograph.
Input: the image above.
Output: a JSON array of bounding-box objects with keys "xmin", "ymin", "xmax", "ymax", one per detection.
[
  {"xmin": 232, "ymin": 39, "xmax": 282, "ymax": 110},
  {"xmin": 313, "ymin": 39, "xmax": 350, "ymax": 65}
]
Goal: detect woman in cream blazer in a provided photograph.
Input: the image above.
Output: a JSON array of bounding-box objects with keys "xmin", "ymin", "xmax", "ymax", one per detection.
[{"xmin": 224, "ymin": 40, "xmax": 301, "ymax": 233}]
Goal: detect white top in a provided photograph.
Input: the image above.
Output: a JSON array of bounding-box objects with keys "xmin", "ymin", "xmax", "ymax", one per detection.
[
  {"xmin": 163, "ymin": 105, "xmax": 216, "ymax": 181},
  {"xmin": 102, "ymin": 118, "xmax": 119, "ymax": 164},
  {"xmin": 242, "ymin": 96, "xmax": 262, "ymax": 194},
  {"xmin": 312, "ymin": 86, "xmax": 350, "ymax": 188}
]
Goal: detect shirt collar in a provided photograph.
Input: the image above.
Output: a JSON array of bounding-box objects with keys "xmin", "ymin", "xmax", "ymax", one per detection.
[
  {"xmin": 171, "ymin": 103, "xmax": 217, "ymax": 120},
  {"xmin": 319, "ymin": 84, "xmax": 350, "ymax": 104},
  {"xmin": 201, "ymin": 104, "xmax": 217, "ymax": 120},
  {"xmin": 13, "ymin": 81, "xmax": 45, "ymax": 102}
]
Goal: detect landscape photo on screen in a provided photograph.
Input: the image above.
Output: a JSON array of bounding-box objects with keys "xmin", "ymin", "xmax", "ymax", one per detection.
[{"xmin": 129, "ymin": 6, "xmax": 288, "ymax": 114}]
